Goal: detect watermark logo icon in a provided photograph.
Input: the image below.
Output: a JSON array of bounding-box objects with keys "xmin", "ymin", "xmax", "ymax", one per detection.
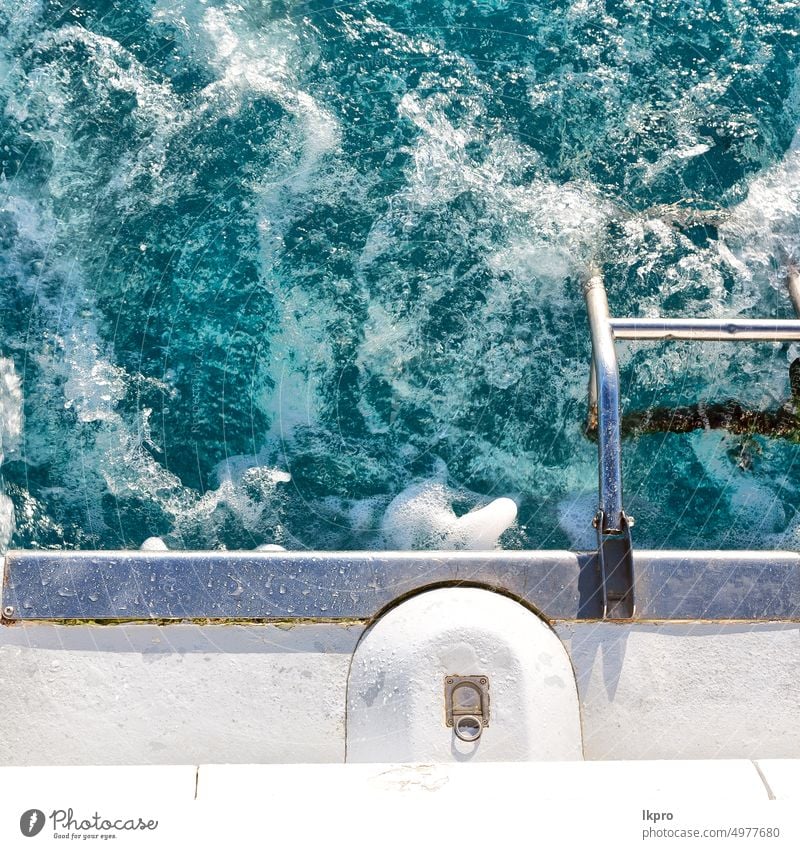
[{"xmin": 19, "ymin": 809, "xmax": 45, "ymax": 837}]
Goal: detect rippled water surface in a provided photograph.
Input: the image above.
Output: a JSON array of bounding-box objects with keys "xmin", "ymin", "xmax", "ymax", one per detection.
[{"xmin": 2, "ymin": 0, "xmax": 800, "ymax": 551}]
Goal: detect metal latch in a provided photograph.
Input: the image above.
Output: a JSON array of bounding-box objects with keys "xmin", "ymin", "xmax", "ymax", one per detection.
[
  {"xmin": 594, "ymin": 509, "xmax": 635, "ymax": 619},
  {"xmin": 445, "ymin": 675, "xmax": 489, "ymax": 742}
]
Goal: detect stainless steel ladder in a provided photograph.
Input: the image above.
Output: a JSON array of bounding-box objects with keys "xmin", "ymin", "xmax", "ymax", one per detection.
[{"xmin": 584, "ymin": 266, "xmax": 800, "ymax": 618}]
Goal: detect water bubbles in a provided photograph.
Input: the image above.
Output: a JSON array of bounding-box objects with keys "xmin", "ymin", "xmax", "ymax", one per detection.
[
  {"xmin": 0, "ymin": 358, "xmax": 22, "ymax": 552},
  {"xmin": 381, "ymin": 479, "xmax": 517, "ymax": 550}
]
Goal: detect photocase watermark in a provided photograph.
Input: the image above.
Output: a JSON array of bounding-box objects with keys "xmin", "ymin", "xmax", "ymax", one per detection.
[
  {"xmin": 20, "ymin": 810, "xmax": 46, "ymax": 838},
  {"xmin": 18, "ymin": 807, "xmax": 159, "ymax": 840}
]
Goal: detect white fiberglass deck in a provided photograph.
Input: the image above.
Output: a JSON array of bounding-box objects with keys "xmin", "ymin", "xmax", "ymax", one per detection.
[{"xmin": 1, "ymin": 617, "xmax": 799, "ymax": 764}]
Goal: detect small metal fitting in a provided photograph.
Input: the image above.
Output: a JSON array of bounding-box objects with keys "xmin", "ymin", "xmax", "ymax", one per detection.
[{"xmin": 445, "ymin": 675, "xmax": 490, "ymax": 742}]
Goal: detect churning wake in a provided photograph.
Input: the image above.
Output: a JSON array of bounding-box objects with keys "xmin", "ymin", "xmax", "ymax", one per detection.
[{"xmin": 2, "ymin": 1, "xmax": 800, "ymax": 551}]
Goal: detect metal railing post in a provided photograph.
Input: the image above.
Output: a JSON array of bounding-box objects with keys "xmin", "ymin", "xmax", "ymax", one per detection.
[
  {"xmin": 583, "ymin": 264, "xmax": 800, "ymax": 619},
  {"xmin": 583, "ymin": 270, "xmax": 625, "ymax": 533},
  {"xmin": 583, "ymin": 270, "xmax": 635, "ymax": 619},
  {"xmin": 787, "ymin": 264, "xmax": 800, "ymax": 317}
]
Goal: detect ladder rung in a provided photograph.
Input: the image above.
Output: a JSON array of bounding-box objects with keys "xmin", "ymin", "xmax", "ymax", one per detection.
[{"xmin": 610, "ymin": 317, "xmax": 800, "ymax": 341}]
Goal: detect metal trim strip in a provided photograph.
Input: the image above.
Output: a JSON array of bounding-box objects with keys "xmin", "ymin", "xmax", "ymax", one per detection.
[{"xmin": 3, "ymin": 549, "xmax": 799, "ymax": 622}]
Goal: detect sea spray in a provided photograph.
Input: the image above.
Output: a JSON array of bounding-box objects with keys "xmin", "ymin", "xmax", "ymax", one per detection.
[
  {"xmin": 0, "ymin": 358, "xmax": 21, "ymax": 551},
  {"xmin": 381, "ymin": 480, "xmax": 517, "ymax": 550}
]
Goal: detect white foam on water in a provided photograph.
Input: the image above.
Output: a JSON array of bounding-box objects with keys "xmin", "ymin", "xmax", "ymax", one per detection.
[
  {"xmin": 261, "ymin": 287, "xmax": 334, "ymax": 441},
  {"xmin": 61, "ymin": 330, "xmax": 127, "ymax": 425},
  {"xmin": 0, "ymin": 194, "xmax": 293, "ymax": 546},
  {"xmin": 397, "ymin": 91, "xmax": 611, "ymax": 278},
  {"xmin": 381, "ymin": 479, "xmax": 517, "ymax": 550},
  {"xmin": 557, "ymin": 492, "xmax": 598, "ymax": 550},
  {"xmin": 688, "ymin": 430, "xmax": 787, "ymax": 541},
  {"xmin": 0, "ymin": 358, "xmax": 22, "ymax": 461},
  {"xmin": 192, "ymin": 4, "xmax": 340, "ymax": 166},
  {"xmin": 0, "ymin": 195, "xmax": 175, "ymax": 495},
  {"xmin": 5, "ymin": 25, "xmax": 184, "ymax": 211},
  {"xmin": 720, "ymin": 124, "xmax": 800, "ymax": 296},
  {"xmin": 0, "ymin": 0, "xmax": 43, "ymax": 43},
  {"xmin": 149, "ymin": 2, "xmax": 344, "ymax": 442},
  {"xmin": 140, "ymin": 536, "xmax": 169, "ymax": 551},
  {"xmin": 351, "ymin": 86, "xmax": 613, "ymax": 471},
  {"xmin": 0, "ymin": 357, "xmax": 22, "ymax": 551},
  {"xmin": 0, "ymin": 6, "xmax": 332, "ymax": 547},
  {"xmin": 455, "ymin": 497, "xmax": 518, "ymax": 549},
  {"xmin": 611, "ymin": 199, "xmax": 794, "ymax": 412},
  {"xmin": 151, "ymin": 0, "xmax": 340, "ymax": 206},
  {"xmin": 164, "ymin": 456, "xmax": 292, "ymax": 548},
  {"xmin": 596, "ymin": 127, "xmax": 800, "ymax": 541},
  {"xmin": 348, "ymin": 497, "xmax": 384, "ymax": 535}
]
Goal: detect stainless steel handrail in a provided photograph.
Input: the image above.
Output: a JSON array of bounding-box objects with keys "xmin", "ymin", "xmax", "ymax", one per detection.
[
  {"xmin": 583, "ymin": 272, "xmax": 625, "ymax": 534},
  {"xmin": 584, "ymin": 268, "xmax": 800, "ymax": 619},
  {"xmin": 788, "ymin": 265, "xmax": 800, "ymax": 315},
  {"xmin": 583, "ymin": 271, "xmax": 635, "ymax": 618},
  {"xmin": 586, "ymin": 273, "xmax": 800, "ymax": 529},
  {"xmin": 611, "ymin": 317, "xmax": 800, "ymax": 341}
]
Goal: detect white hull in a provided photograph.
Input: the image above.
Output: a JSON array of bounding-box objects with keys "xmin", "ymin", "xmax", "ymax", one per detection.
[{"xmin": 2, "ymin": 611, "xmax": 797, "ymax": 764}]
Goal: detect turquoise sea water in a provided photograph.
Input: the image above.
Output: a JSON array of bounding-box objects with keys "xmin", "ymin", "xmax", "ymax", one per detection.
[{"xmin": 2, "ymin": 0, "xmax": 800, "ymax": 551}]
